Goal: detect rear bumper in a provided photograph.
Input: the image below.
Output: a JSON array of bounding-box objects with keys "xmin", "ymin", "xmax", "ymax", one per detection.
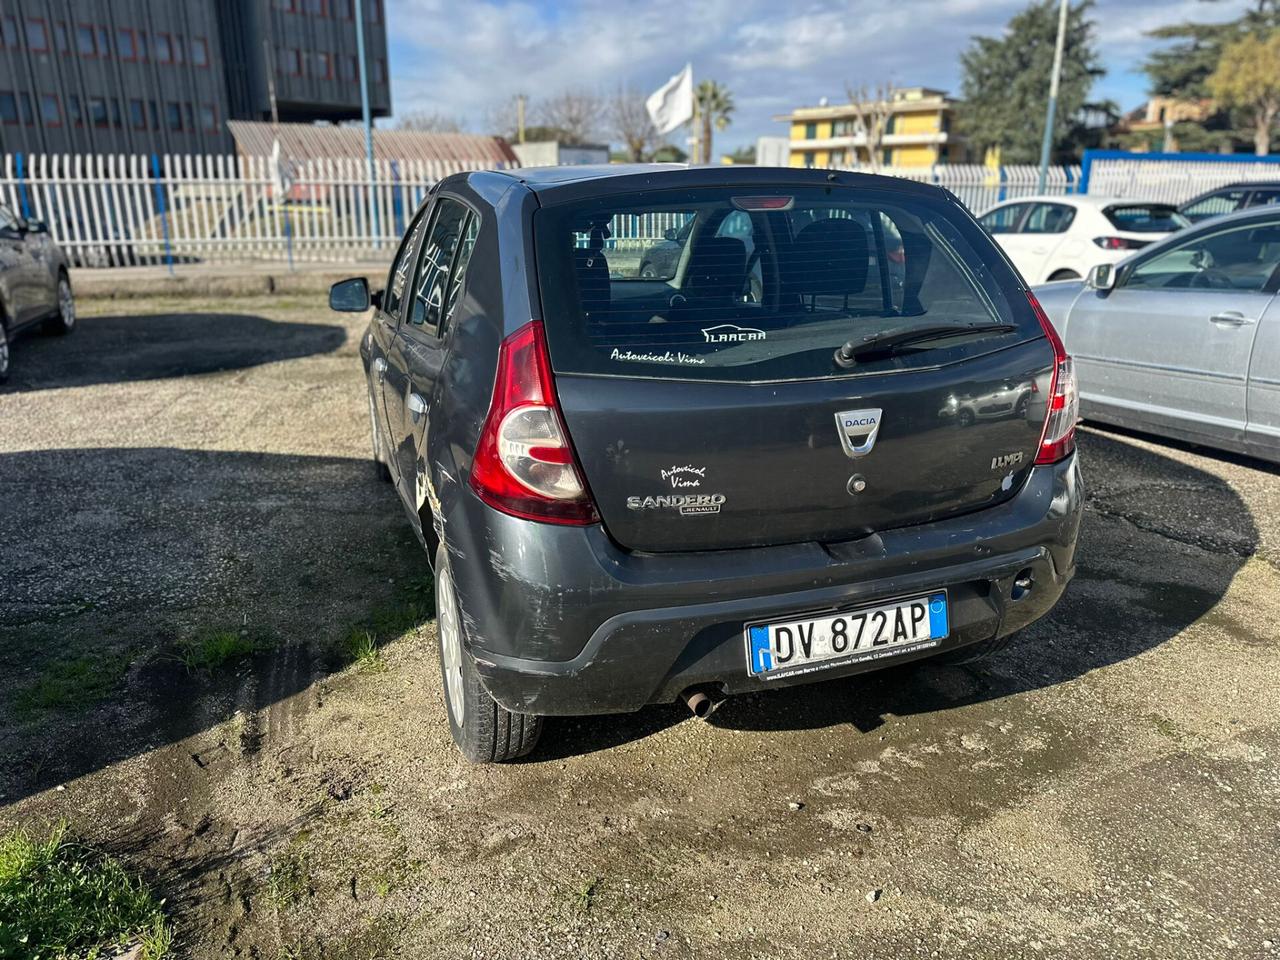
[{"xmin": 444, "ymin": 454, "xmax": 1083, "ymax": 716}]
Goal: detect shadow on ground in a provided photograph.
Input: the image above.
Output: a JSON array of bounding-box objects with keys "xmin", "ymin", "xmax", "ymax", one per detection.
[
  {"xmin": 1, "ymin": 312, "xmax": 346, "ymax": 392},
  {"xmin": 532, "ymin": 429, "xmax": 1262, "ymax": 760},
  {"xmin": 0, "ymin": 447, "xmax": 424, "ymax": 804}
]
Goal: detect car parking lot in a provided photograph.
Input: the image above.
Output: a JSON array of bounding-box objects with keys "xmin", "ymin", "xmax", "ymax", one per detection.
[{"xmin": 1, "ymin": 294, "xmax": 1278, "ymax": 958}]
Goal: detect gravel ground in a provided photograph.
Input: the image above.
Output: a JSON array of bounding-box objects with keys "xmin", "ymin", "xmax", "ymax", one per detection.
[{"xmin": 1, "ymin": 295, "xmax": 1278, "ymax": 959}]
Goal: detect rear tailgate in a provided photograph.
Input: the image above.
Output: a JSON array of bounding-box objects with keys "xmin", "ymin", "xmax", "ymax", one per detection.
[{"xmin": 535, "ymin": 181, "xmax": 1055, "ymax": 552}]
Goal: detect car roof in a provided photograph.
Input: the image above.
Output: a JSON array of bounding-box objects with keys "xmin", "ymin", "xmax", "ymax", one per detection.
[
  {"xmin": 1198, "ymin": 180, "xmax": 1280, "ymax": 190},
  {"xmin": 483, "ymin": 163, "xmax": 949, "ymax": 201},
  {"xmin": 986, "ymin": 194, "xmax": 1174, "ymax": 210}
]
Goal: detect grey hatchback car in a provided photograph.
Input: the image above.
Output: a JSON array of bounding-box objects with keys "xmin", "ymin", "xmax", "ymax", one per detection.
[{"xmin": 331, "ymin": 165, "xmax": 1084, "ymax": 762}]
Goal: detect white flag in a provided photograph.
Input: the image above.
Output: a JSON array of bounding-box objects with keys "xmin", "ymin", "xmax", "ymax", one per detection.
[{"xmin": 646, "ymin": 64, "xmax": 693, "ymax": 135}]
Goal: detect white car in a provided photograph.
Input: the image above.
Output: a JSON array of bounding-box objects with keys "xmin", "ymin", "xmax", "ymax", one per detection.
[{"xmin": 977, "ymin": 194, "xmax": 1190, "ymax": 285}]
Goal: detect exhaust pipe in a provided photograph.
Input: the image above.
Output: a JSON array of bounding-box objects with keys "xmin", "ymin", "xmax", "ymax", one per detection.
[{"xmin": 680, "ymin": 687, "xmax": 722, "ymax": 720}]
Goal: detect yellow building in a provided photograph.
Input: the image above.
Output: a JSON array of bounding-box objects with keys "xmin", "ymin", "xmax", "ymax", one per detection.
[{"xmin": 776, "ymin": 87, "xmax": 970, "ymax": 169}]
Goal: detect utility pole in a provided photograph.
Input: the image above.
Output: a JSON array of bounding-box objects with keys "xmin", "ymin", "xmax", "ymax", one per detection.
[
  {"xmin": 516, "ymin": 94, "xmax": 527, "ymax": 143},
  {"xmin": 1036, "ymin": 0, "xmax": 1069, "ymax": 194},
  {"xmin": 263, "ymin": 39, "xmax": 280, "ymax": 128},
  {"xmin": 354, "ymin": 0, "xmax": 379, "ymax": 245}
]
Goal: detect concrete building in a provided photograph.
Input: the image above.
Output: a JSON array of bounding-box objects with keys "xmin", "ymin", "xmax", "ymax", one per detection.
[
  {"xmin": 0, "ymin": 0, "xmax": 390, "ymax": 155},
  {"xmin": 510, "ymin": 141, "xmax": 609, "ymax": 167},
  {"xmin": 777, "ymin": 87, "xmax": 969, "ymax": 169}
]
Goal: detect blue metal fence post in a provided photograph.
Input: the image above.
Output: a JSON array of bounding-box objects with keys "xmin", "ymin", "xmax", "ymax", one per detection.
[
  {"xmin": 391, "ymin": 160, "xmax": 403, "ymax": 236},
  {"xmin": 150, "ymin": 154, "xmax": 175, "ymax": 276},
  {"xmin": 15, "ymin": 153, "xmax": 30, "ymax": 221}
]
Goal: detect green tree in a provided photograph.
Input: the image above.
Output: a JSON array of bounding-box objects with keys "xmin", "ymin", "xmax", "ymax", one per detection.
[
  {"xmin": 957, "ymin": 0, "xmax": 1105, "ymax": 164},
  {"xmin": 1209, "ymin": 29, "xmax": 1280, "ymax": 154},
  {"xmin": 694, "ymin": 81, "xmax": 734, "ymax": 164}
]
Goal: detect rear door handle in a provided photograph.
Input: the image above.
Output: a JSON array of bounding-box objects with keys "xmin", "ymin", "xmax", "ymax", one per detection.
[
  {"xmin": 407, "ymin": 392, "xmax": 430, "ymax": 421},
  {"xmin": 1209, "ymin": 311, "xmax": 1254, "ymax": 326},
  {"xmin": 372, "ymin": 357, "xmax": 387, "ymax": 381}
]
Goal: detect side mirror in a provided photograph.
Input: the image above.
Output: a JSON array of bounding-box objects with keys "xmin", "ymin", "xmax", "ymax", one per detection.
[
  {"xmin": 1086, "ymin": 263, "xmax": 1116, "ymax": 291},
  {"xmin": 663, "ymin": 227, "xmax": 678, "ymax": 242},
  {"xmin": 329, "ymin": 277, "xmax": 371, "ymax": 312}
]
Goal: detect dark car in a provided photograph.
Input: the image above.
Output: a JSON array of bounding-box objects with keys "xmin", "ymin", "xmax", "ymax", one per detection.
[
  {"xmin": 0, "ymin": 204, "xmax": 76, "ymax": 383},
  {"xmin": 330, "ymin": 165, "xmax": 1084, "ymax": 763},
  {"xmin": 1179, "ymin": 181, "xmax": 1280, "ymax": 223}
]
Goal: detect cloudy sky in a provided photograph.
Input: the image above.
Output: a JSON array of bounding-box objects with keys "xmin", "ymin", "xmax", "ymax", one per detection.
[{"xmin": 383, "ymin": 0, "xmax": 1254, "ymax": 151}]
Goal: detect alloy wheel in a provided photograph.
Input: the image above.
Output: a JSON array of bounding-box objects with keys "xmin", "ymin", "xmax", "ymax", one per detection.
[
  {"xmin": 58, "ymin": 279, "xmax": 75, "ymax": 330},
  {"xmin": 436, "ymin": 558, "xmax": 465, "ymax": 725}
]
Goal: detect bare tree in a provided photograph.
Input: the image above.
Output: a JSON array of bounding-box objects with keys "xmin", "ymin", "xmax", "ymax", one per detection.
[
  {"xmin": 537, "ymin": 90, "xmax": 605, "ymax": 146},
  {"xmin": 397, "ymin": 110, "xmax": 464, "ymax": 133},
  {"xmin": 844, "ymin": 83, "xmax": 895, "ymax": 169},
  {"xmin": 610, "ymin": 86, "xmax": 663, "ymax": 161}
]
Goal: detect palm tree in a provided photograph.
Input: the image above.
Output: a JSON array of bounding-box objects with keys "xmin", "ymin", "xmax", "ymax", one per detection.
[{"xmin": 695, "ymin": 80, "xmax": 734, "ymax": 164}]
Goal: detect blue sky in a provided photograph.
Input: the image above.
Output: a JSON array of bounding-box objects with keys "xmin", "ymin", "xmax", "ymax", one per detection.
[{"xmin": 383, "ymin": 0, "xmax": 1254, "ymax": 151}]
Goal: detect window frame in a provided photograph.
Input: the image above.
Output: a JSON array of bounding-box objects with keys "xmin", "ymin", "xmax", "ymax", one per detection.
[
  {"xmin": 116, "ymin": 27, "xmax": 137, "ymax": 61},
  {"xmin": 75, "ymin": 22, "xmax": 96, "ymax": 56},
  {"xmin": 26, "ymin": 17, "xmax": 49, "ymax": 53},
  {"xmin": 191, "ymin": 36, "xmax": 209, "ymax": 67},
  {"xmin": 404, "ymin": 194, "xmax": 478, "ymax": 339},
  {"xmin": 382, "ymin": 200, "xmax": 434, "ymax": 322},
  {"xmin": 978, "ymin": 202, "xmax": 1031, "ymax": 235},
  {"xmin": 155, "ymin": 31, "xmax": 173, "ymax": 64}
]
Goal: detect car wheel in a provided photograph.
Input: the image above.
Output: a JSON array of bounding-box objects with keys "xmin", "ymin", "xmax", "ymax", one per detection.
[
  {"xmin": 43, "ymin": 273, "xmax": 76, "ymax": 336},
  {"xmin": 1047, "ymin": 268, "xmax": 1080, "ymax": 282},
  {"xmin": 0, "ymin": 319, "xmax": 10, "ymax": 385},
  {"xmin": 368, "ymin": 389, "xmax": 392, "ymax": 482},
  {"xmin": 639, "ymin": 262, "xmax": 657, "ymax": 278},
  {"xmin": 435, "ymin": 544, "xmax": 543, "ymax": 763}
]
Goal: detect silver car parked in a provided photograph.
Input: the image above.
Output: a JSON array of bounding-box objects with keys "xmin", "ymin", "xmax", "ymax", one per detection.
[{"xmin": 1033, "ymin": 205, "xmax": 1280, "ymax": 463}]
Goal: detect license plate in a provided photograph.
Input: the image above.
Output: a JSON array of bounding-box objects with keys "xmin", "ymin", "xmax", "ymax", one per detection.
[{"xmin": 745, "ymin": 592, "xmax": 948, "ymax": 678}]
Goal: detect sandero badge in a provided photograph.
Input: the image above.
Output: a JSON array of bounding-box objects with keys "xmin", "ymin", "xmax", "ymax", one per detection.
[{"xmin": 835, "ymin": 408, "xmax": 883, "ymax": 458}]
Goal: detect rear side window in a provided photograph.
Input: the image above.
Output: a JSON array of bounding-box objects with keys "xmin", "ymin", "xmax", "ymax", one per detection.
[
  {"xmin": 1182, "ymin": 189, "xmax": 1249, "ymax": 220},
  {"xmin": 1022, "ymin": 203, "xmax": 1076, "ymax": 234},
  {"xmin": 535, "ymin": 185, "xmax": 1035, "ymax": 382},
  {"xmin": 1105, "ymin": 204, "xmax": 1189, "ymax": 233},
  {"xmin": 978, "ymin": 203, "xmax": 1028, "ymax": 234},
  {"xmin": 409, "ymin": 196, "xmax": 475, "ymax": 333}
]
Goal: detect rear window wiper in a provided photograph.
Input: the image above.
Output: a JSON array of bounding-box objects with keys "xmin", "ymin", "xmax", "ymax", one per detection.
[{"xmin": 834, "ymin": 322, "xmax": 1017, "ymax": 368}]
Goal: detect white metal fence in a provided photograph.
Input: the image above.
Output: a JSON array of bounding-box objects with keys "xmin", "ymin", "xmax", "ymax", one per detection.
[
  {"xmin": 0, "ymin": 153, "xmax": 496, "ymax": 267},
  {"xmin": 835, "ymin": 163, "xmax": 1082, "ymax": 212},
  {"xmin": 1080, "ymin": 150, "xmax": 1280, "ymax": 205}
]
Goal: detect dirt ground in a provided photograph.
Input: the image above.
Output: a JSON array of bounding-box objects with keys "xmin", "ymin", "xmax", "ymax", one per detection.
[{"xmin": 2, "ymin": 295, "xmax": 1279, "ymax": 959}]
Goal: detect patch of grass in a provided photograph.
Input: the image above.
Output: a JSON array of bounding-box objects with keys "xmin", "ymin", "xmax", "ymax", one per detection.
[
  {"xmin": 573, "ymin": 877, "xmax": 600, "ymax": 913},
  {"xmin": 13, "ymin": 652, "xmax": 132, "ymax": 720},
  {"xmin": 175, "ymin": 628, "xmax": 261, "ymax": 672},
  {"xmin": 344, "ymin": 629, "xmax": 384, "ymax": 673},
  {"xmin": 265, "ymin": 850, "xmax": 310, "ymax": 908},
  {"xmin": 0, "ymin": 822, "xmax": 172, "ymax": 959}
]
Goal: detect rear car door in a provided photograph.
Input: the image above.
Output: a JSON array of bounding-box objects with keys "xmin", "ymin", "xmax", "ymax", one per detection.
[
  {"xmin": 386, "ymin": 195, "xmax": 479, "ymax": 503},
  {"xmin": 1243, "ymin": 222, "xmax": 1280, "ymax": 459},
  {"xmin": 370, "ymin": 203, "xmax": 432, "ymax": 484},
  {"xmin": 0, "ymin": 205, "xmax": 36, "ymax": 324},
  {"xmin": 1017, "ymin": 202, "xmax": 1077, "ymax": 282},
  {"xmin": 978, "ymin": 202, "xmax": 1037, "ymax": 279},
  {"xmin": 1064, "ymin": 215, "xmax": 1280, "ymax": 446}
]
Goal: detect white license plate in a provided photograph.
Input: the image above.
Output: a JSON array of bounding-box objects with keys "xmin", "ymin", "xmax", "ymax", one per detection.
[{"xmin": 745, "ymin": 592, "xmax": 948, "ymax": 678}]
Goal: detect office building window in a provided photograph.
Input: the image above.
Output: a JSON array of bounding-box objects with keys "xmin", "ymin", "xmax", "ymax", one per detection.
[
  {"xmin": 274, "ymin": 0, "xmax": 297, "ymax": 11},
  {"xmin": 89, "ymin": 96, "xmax": 108, "ymax": 127},
  {"xmin": 279, "ymin": 47, "xmax": 302, "ymax": 76},
  {"xmin": 200, "ymin": 103, "xmax": 217, "ymax": 131},
  {"xmin": 173, "ymin": 35, "xmax": 185, "ymax": 64},
  {"xmin": 26, "ymin": 18, "xmax": 49, "ymax": 52},
  {"xmin": 803, "ymin": 122, "xmax": 816, "ymax": 140},
  {"xmin": 96, "ymin": 25, "xmax": 109, "ymax": 56},
  {"xmin": 1, "ymin": 17, "xmax": 17, "ymax": 48},
  {"xmin": 312, "ymin": 51, "xmax": 332, "ymax": 79},
  {"xmin": 304, "ymin": 0, "xmax": 325, "ymax": 13},
  {"xmin": 333, "ymin": 0, "xmax": 353, "ymax": 18},
  {"xmin": 138, "ymin": 30, "xmax": 149, "ymax": 61},
  {"xmin": 117, "ymin": 27, "xmax": 136, "ymax": 60},
  {"xmin": 155, "ymin": 32, "xmax": 172, "ymax": 63},
  {"xmin": 370, "ymin": 0, "xmax": 383, "ymax": 22},
  {"xmin": 166, "ymin": 101, "xmax": 182, "ymax": 130},
  {"xmin": 129, "ymin": 98, "xmax": 146, "ymax": 129},
  {"xmin": 67, "ymin": 95, "xmax": 82, "ymax": 126},
  {"xmin": 39, "ymin": 94, "xmax": 61, "ymax": 126},
  {"xmin": 374, "ymin": 58, "xmax": 387, "ymax": 84},
  {"xmin": 149, "ymin": 100, "xmax": 159, "ymax": 129},
  {"xmin": 0, "ymin": 92, "xmax": 17, "ymax": 125},
  {"xmin": 18, "ymin": 93, "xmax": 33, "ymax": 125},
  {"xmin": 339, "ymin": 54, "xmax": 357, "ymax": 81},
  {"xmin": 54, "ymin": 21, "xmax": 69, "ymax": 53},
  {"xmin": 76, "ymin": 24, "xmax": 95, "ymax": 55},
  {"xmin": 110, "ymin": 97, "xmax": 122, "ymax": 128},
  {"xmin": 183, "ymin": 102, "xmax": 194, "ymax": 132},
  {"xmin": 192, "ymin": 37, "xmax": 209, "ymax": 66}
]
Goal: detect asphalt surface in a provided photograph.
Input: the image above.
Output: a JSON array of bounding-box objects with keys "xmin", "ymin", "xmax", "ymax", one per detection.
[{"xmin": 1, "ymin": 296, "xmax": 1278, "ymax": 959}]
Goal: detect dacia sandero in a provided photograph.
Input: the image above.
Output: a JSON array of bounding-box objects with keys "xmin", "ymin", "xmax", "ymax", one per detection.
[{"xmin": 330, "ymin": 165, "xmax": 1083, "ymax": 763}]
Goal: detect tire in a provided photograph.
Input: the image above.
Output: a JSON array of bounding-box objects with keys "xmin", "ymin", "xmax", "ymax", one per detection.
[
  {"xmin": 435, "ymin": 545, "xmax": 543, "ymax": 763},
  {"xmin": 0, "ymin": 318, "xmax": 10, "ymax": 385},
  {"xmin": 932, "ymin": 633, "xmax": 1017, "ymax": 665},
  {"xmin": 368, "ymin": 389, "xmax": 392, "ymax": 483},
  {"xmin": 639, "ymin": 262, "xmax": 657, "ymax": 278},
  {"xmin": 42, "ymin": 273, "xmax": 76, "ymax": 336},
  {"xmin": 1047, "ymin": 269, "xmax": 1080, "ymax": 282}
]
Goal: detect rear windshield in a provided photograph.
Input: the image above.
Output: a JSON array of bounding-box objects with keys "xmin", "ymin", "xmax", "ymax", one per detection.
[
  {"xmin": 1104, "ymin": 204, "xmax": 1189, "ymax": 233},
  {"xmin": 534, "ymin": 185, "xmax": 1036, "ymax": 382}
]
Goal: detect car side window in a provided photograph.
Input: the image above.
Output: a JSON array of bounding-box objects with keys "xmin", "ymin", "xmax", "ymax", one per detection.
[
  {"xmin": 408, "ymin": 196, "xmax": 471, "ymax": 334},
  {"xmin": 1181, "ymin": 189, "xmax": 1249, "ymax": 221},
  {"xmin": 383, "ymin": 204, "xmax": 431, "ymax": 320},
  {"xmin": 1021, "ymin": 203, "xmax": 1075, "ymax": 234},
  {"xmin": 439, "ymin": 212, "xmax": 478, "ymax": 337},
  {"xmin": 978, "ymin": 204, "xmax": 1028, "ymax": 235},
  {"xmin": 1251, "ymin": 189, "xmax": 1280, "ymax": 209},
  {"xmin": 1125, "ymin": 218, "xmax": 1280, "ymax": 293}
]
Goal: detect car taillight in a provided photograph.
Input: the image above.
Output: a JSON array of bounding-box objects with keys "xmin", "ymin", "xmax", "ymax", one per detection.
[
  {"xmin": 469, "ymin": 321, "xmax": 599, "ymax": 525},
  {"xmin": 1092, "ymin": 236, "xmax": 1147, "ymax": 250},
  {"xmin": 1027, "ymin": 293, "xmax": 1078, "ymax": 465}
]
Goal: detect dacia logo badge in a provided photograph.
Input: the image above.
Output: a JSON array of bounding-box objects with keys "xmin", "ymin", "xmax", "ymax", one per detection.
[{"xmin": 835, "ymin": 408, "xmax": 882, "ymax": 459}]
